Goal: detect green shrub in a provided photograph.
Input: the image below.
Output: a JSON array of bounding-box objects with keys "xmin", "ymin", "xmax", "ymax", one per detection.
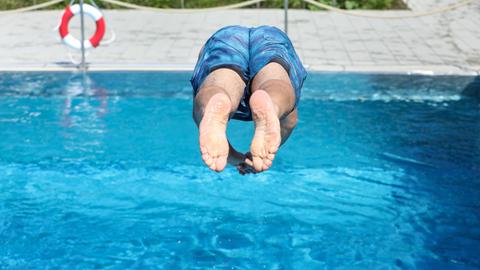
[{"xmin": 0, "ymin": 0, "xmax": 405, "ymax": 10}]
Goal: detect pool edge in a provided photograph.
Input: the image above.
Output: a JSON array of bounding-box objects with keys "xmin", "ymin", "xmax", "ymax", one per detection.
[{"xmin": 0, "ymin": 64, "xmax": 478, "ymax": 76}]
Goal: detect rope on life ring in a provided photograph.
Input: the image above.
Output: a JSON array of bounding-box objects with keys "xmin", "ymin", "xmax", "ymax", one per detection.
[{"xmin": 59, "ymin": 4, "xmax": 106, "ymax": 50}]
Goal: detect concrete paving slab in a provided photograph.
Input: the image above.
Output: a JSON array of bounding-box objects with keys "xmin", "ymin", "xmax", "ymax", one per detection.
[{"xmin": 0, "ymin": 1, "xmax": 479, "ymax": 74}]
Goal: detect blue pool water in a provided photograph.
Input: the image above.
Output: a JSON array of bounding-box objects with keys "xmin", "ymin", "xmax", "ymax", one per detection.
[{"xmin": 0, "ymin": 72, "xmax": 479, "ymax": 269}]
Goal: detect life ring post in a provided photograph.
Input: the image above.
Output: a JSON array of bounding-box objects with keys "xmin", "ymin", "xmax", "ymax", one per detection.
[
  {"xmin": 79, "ymin": 0, "xmax": 86, "ymax": 71},
  {"xmin": 58, "ymin": 2, "xmax": 106, "ymax": 68}
]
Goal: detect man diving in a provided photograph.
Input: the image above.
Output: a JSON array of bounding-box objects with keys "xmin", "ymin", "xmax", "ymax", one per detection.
[{"xmin": 191, "ymin": 25, "xmax": 307, "ymax": 174}]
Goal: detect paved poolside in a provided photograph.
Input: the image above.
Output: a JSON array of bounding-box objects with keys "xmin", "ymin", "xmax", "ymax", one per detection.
[{"xmin": 0, "ymin": 0, "xmax": 479, "ymax": 74}]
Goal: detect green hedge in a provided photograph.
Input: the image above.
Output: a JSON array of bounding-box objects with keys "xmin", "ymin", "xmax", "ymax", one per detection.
[{"xmin": 0, "ymin": 0, "xmax": 406, "ymax": 10}]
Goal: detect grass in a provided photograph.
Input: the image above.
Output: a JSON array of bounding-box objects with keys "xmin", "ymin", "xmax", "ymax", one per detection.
[{"xmin": 0, "ymin": 0, "xmax": 408, "ymax": 10}]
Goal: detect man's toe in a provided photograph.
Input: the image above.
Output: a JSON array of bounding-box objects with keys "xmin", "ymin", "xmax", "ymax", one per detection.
[
  {"xmin": 215, "ymin": 157, "xmax": 227, "ymax": 172},
  {"xmin": 253, "ymin": 156, "xmax": 264, "ymax": 172}
]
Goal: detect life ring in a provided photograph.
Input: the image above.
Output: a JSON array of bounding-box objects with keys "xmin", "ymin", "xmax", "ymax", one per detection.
[{"xmin": 59, "ymin": 4, "xmax": 105, "ymax": 50}]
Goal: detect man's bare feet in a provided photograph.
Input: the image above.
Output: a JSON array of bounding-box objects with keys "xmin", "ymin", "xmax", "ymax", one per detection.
[
  {"xmin": 199, "ymin": 93, "xmax": 231, "ymax": 172},
  {"xmin": 249, "ymin": 90, "xmax": 281, "ymax": 172}
]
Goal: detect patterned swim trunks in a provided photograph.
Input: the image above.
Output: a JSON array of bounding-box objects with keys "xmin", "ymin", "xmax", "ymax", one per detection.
[{"xmin": 191, "ymin": 25, "xmax": 307, "ymax": 121}]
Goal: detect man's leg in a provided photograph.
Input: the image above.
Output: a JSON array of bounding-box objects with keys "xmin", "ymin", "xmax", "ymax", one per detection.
[
  {"xmin": 193, "ymin": 68, "xmax": 245, "ymax": 172},
  {"xmin": 248, "ymin": 62, "xmax": 298, "ymax": 172}
]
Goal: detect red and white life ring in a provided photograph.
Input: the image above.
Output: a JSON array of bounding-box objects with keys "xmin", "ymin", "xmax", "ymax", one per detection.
[{"xmin": 59, "ymin": 4, "xmax": 105, "ymax": 50}]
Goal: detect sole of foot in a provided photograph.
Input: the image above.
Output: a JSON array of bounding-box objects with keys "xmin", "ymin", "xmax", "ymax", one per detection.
[
  {"xmin": 249, "ymin": 90, "xmax": 281, "ymax": 172},
  {"xmin": 199, "ymin": 93, "xmax": 231, "ymax": 172}
]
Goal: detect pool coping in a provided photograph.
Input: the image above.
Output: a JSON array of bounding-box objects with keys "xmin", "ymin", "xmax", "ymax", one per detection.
[{"xmin": 0, "ymin": 64, "xmax": 478, "ymax": 76}]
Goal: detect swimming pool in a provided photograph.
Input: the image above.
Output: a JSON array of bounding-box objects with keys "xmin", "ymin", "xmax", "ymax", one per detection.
[{"xmin": 0, "ymin": 72, "xmax": 479, "ymax": 269}]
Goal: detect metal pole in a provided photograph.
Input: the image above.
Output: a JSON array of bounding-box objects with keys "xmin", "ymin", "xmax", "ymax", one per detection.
[
  {"xmin": 284, "ymin": 0, "xmax": 288, "ymax": 34},
  {"xmin": 79, "ymin": 0, "xmax": 86, "ymax": 71},
  {"xmin": 181, "ymin": 0, "xmax": 184, "ymax": 9}
]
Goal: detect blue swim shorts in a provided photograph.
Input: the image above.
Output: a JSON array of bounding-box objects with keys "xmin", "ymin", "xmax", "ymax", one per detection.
[{"xmin": 190, "ymin": 25, "xmax": 307, "ymax": 121}]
